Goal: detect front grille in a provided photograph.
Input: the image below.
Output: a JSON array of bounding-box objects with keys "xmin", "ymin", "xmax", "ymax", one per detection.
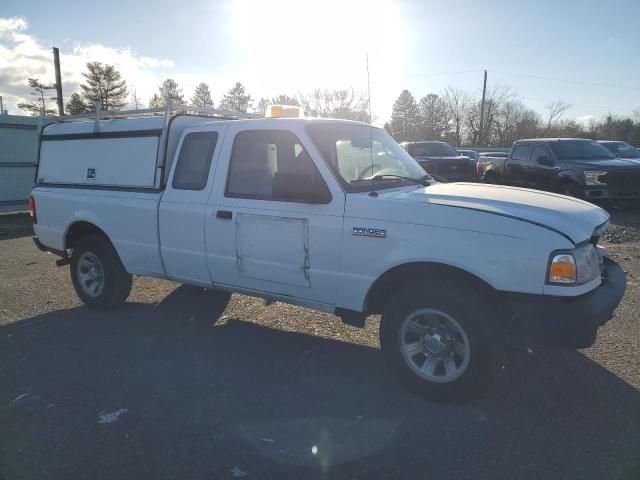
[{"xmin": 603, "ymin": 170, "xmax": 640, "ymax": 193}]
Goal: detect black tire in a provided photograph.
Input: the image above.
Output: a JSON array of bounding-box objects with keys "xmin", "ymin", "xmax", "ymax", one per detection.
[
  {"xmin": 70, "ymin": 234, "xmax": 132, "ymax": 309},
  {"xmin": 380, "ymin": 281, "xmax": 497, "ymax": 403},
  {"xmin": 558, "ymin": 181, "xmax": 582, "ymax": 198},
  {"xmin": 484, "ymin": 171, "xmax": 499, "ymax": 184}
]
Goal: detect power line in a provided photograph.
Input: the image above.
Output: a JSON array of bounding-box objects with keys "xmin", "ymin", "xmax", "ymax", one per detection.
[
  {"xmin": 493, "ymin": 71, "xmax": 640, "ymax": 92},
  {"xmin": 399, "ymin": 69, "xmax": 483, "ymax": 79},
  {"xmin": 520, "ymin": 95, "xmax": 637, "ymax": 113}
]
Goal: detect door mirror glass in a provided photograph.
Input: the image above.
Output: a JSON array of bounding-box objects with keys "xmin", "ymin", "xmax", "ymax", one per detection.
[{"xmin": 537, "ymin": 155, "xmax": 554, "ymax": 166}]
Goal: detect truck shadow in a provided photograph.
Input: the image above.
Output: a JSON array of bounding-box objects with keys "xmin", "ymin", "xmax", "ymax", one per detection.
[
  {"xmin": 1, "ymin": 286, "xmax": 639, "ymax": 480},
  {"xmin": 0, "ymin": 213, "xmax": 33, "ymax": 240}
]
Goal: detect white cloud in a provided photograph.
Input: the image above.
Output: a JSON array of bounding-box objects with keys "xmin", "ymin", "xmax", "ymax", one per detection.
[
  {"xmin": 0, "ymin": 11, "xmax": 404, "ymax": 120},
  {"xmin": 575, "ymin": 115, "xmax": 595, "ymax": 126},
  {"xmin": 0, "ymin": 16, "xmax": 176, "ymax": 113}
]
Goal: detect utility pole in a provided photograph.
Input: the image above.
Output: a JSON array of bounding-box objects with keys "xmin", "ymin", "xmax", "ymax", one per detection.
[
  {"xmin": 366, "ymin": 53, "xmax": 372, "ymax": 124},
  {"xmin": 132, "ymin": 89, "xmax": 140, "ymax": 110},
  {"xmin": 53, "ymin": 47, "xmax": 64, "ymax": 115},
  {"xmin": 478, "ymin": 69, "xmax": 487, "ymax": 146},
  {"xmin": 0, "ymin": 96, "xmax": 4, "ymax": 115}
]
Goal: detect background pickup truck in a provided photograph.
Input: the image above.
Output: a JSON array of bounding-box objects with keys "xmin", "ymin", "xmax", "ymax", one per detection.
[
  {"xmin": 30, "ymin": 109, "xmax": 626, "ymax": 402},
  {"xmin": 479, "ymin": 138, "xmax": 640, "ymax": 201},
  {"xmin": 400, "ymin": 141, "xmax": 476, "ymax": 182}
]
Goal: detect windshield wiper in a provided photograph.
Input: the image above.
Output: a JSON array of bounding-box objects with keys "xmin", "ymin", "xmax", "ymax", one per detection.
[{"xmin": 371, "ymin": 174, "xmax": 431, "ymax": 186}]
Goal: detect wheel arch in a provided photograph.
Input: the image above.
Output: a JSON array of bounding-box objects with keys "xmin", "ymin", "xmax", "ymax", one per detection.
[
  {"xmin": 64, "ymin": 220, "xmax": 110, "ymax": 250},
  {"xmin": 363, "ymin": 261, "xmax": 502, "ymax": 315}
]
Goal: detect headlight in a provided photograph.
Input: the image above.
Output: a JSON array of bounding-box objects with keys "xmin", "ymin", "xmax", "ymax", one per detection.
[
  {"xmin": 548, "ymin": 243, "xmax": 600, "ymax": 285},
  {"xmin": 584, "ymin": 171, "xmax": 607, "ymax": 186}
]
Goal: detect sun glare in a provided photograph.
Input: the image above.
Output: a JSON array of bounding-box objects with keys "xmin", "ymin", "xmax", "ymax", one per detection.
[{"xmin": 229, "ymin": 0, "xmax": 405, "ymax": 115}]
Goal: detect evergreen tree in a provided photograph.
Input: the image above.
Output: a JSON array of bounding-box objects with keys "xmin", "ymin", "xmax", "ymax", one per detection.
[
  {"xmin": 80, "ymin": 62, "xmax": 128, "ymax": 111},
  {"xmin": 191, "ymin": 82, "xmax": 213, "ymax": 108},
  {"xmin": 17, "ymin": 78, "xmax": 56, "ymax": 115},
  {"xmin": 389, "ymin": 90, "xmax": 420, "ymax": 142},
  {"xmin": 157, "ymin": 79, "xmax": 184, "ymax": 106},
  {"xmin": 219, "ymin": 82, "xmax": 253, "ymax": 112},
  {"xmin": 65, "ymin": 93, "xmax": 89, "ymax": 115},
  {"xmin": 418, "ymin": 93, "xmax": 450, "ymax": 140},
  {"xmin": 149, "ymin": 93, "xmax": 162, "ymax": 108}
]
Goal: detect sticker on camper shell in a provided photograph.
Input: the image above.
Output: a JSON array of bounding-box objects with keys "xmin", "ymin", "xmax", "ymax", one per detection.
[{"xmin": 87, "ymin": 168, "xmax": 96, "ymax": 180}]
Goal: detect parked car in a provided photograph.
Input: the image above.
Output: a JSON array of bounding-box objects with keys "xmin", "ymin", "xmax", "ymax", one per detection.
[
  {"xmin": 31, "ymin": 109, "xmax": 625, "ymax": 402},
  {"xmin": 479, "ymin": 138, "xmax": 640, "ymax": 201},
  {"xmin": 400, "ymin": 141, "xmax": 476, "ymax": 181},
  {"xmin": 598, "ymin": 140, "xmax": 640, "ymax": 159}
]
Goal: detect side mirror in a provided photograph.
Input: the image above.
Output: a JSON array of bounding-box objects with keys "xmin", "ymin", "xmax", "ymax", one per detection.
[
  {"xmin": 272, "ymin": 172, "xmax": 332, "ymax": 204},
  {"xmin": 537, "ymin": 155, "xmax": 554, "ymax": 166}
]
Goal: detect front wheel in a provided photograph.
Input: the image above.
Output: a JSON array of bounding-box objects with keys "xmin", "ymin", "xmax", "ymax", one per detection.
[
  {"xmin": 380, "ymin": 282, "xmax": 497, "ymax": 402},
  {"xmin": 558, "ymin": 181, "xmax": 583, "ymax": 198},
  {"xmin": 70, "ymin": 234, "xmax": 132, "ymax": 309}
]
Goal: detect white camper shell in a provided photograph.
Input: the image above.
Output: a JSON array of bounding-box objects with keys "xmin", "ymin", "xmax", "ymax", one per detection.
[{"xmin": 36, "ymin": 105, "xmax": 259, "ymax": 188}]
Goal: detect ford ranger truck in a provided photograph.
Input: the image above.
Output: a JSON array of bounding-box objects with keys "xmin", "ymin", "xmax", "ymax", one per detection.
[{"xmin": 30, "ymin": 107, "xmax": 627, "ymax": 402}]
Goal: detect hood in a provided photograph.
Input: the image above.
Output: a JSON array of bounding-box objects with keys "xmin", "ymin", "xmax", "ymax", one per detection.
[
  {"xmin": 375, "ymin": 183, "xmax": 609, "ymax": 243},
  {"xmin": 568, "ymin": 158, "xmax": 640, "ymax": 169}
]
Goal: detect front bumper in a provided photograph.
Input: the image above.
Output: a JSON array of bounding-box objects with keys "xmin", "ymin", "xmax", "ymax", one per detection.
[
  {"xmin": 584, "ymin": 186, "xmax": 640, "ymax": 200},
  {"xmin": 506, "ymin": 257, "xmax": 626, "ymax": 348}
]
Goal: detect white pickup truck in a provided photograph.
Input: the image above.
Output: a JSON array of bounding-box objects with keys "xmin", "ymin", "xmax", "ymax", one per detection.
[{"xmin": 30, "ymin": 106, "xmax": 626, "ymax": 402}]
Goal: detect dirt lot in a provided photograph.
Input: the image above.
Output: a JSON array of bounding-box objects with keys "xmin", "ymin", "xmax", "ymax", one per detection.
[{"xmin": 1, "ymin": 212, "xmax": 639, "ymax": 480}]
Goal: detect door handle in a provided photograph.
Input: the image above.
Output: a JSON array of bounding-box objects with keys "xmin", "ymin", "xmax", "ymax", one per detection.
[{"xmin": 216, "ymin": 210, "xmax": 233, "ymax": 220}]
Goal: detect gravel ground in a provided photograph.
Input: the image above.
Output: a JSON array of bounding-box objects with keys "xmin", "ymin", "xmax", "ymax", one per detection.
[{"xmin": 0, "ymin": 212, "xmax": 639, "ymax": 480}]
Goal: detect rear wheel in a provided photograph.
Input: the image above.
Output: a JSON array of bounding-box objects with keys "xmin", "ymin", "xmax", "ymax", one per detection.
[
  {"xmin": 380, "ymin": 282, "xmax": 497, "ymax": 402},
  {"xmin": 70, "ymin": 234, "xmax": 132, "ymax": 309},
  {"xmin": 484, "ymin": 171, "xmax": 500, "ymax": 184}
]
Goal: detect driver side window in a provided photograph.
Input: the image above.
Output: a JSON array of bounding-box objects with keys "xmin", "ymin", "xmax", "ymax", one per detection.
[{"xmin": 226, "ymin": 129, "xmax": 331, "ymax": 203}]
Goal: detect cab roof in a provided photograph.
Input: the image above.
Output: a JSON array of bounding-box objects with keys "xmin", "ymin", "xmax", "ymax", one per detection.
[{"xmin": 515, "ymin": 138, "xmax": 593, "ymax": 143}]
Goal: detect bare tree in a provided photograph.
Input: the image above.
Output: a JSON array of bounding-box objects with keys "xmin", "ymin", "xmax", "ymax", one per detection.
[
  {"xmin": 442, "ymin": 87, "xmax": 469, "ymax": 146},
  {"xmin": 481, "ymin": 85, "xmax": 516, "ymax": 145},
  {"xmin": 541, "ymin": 99, "xmax": 572, "ymax": 136},
  {"xmin": 299, "ymin": 88, "xmax": 370, "ymax": 122}
]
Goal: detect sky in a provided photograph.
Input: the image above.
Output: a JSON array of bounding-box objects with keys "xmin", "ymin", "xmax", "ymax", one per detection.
[{"xmin": 1, "ymin": 0, "xmax": 639, "ymax": 125}]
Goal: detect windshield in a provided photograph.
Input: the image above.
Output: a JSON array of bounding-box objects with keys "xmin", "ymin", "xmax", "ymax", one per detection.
[
  {"xmin": 411, "ymin": 143, "xmax": 458, "ymax": 157},
  {"xmin": 306, "ymin": 123, "xmax": 429, "ymax": 191},
  {"xmin": 601, "ymin": 142, "xmax": 640, "ymax": 158},
  {"xmin": 548, "ymin": 140, "xmax": 615, "ymax": 160}
]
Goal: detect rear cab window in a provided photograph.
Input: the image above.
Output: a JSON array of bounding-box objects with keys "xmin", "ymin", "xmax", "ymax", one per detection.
[
  {"xmin": 511, "ymin": 143, "xmax": 532, "ymax": 163},
  {"xmin": 172, "ymin": 132, "xmax": 218, "ymax": 190}
]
